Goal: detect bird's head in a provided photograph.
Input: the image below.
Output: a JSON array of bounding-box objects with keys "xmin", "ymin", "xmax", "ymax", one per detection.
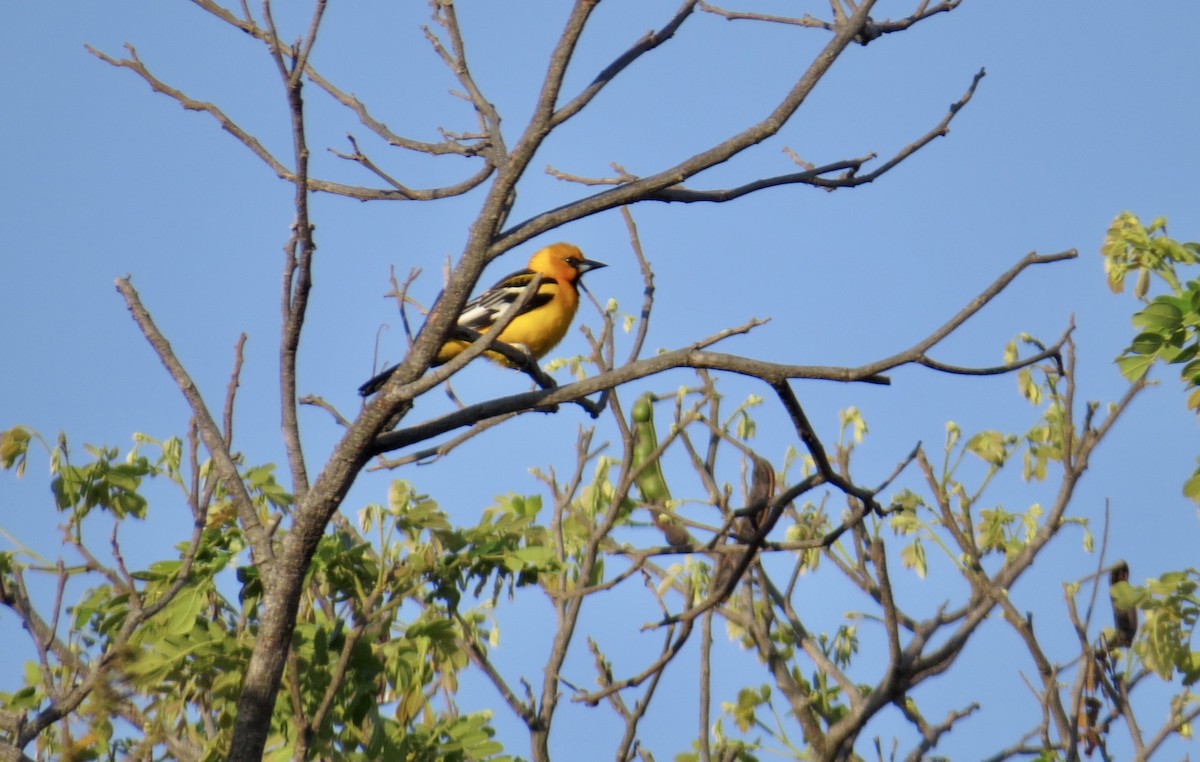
[{"xmin": 528, "ymin": 243, "xmax": 607, "ymax": 283}]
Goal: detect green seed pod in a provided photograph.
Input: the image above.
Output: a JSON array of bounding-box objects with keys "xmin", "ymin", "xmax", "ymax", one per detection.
[
  {"xmin": 631, "ymin": 393, "xmax": 671, "ymax": 505},
  {"xmin": 630, "ymin": 392, "xmax": 689, "ymax": 546}
]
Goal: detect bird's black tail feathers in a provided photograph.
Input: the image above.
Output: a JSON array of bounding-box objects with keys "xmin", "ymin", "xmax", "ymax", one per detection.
[{"xmin": 358, "ymin": 364, "xmax": 399, "ymax": 397}]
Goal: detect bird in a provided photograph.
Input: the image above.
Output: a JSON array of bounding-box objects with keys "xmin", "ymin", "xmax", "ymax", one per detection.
[{"xmin": 359, "ymin": 242, "xmax": 606, "ymax": 396}]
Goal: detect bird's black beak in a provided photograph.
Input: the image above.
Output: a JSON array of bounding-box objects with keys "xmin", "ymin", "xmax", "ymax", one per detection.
[{"xmin": 577, "ymin": 259, "xmax": 607, "ymax": 275}]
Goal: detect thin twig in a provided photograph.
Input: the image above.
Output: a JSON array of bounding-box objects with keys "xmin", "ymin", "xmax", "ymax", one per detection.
[{"xmin": 114, "ymin": 276, "xmax": 274, "ymax": 571}]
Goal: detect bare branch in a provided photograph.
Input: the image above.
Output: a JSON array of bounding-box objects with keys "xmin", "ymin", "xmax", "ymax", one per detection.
[
  {"xmin": 619, "ymin": 207, "xmax": 658, "ymax": 368},
  {"xmin": 856, "ymin": 250, "xmax": 1077, "ymax": 378},
  {"xmin": 699, "ymin": 0, "xmax": 830, "ymax": 31},
  {"xmin": 85, "ymin": 43, "xmax": 291, "ymax": 178},
  {"xmin": 899, "ymin": 700, "xmax": 980, "ymax": 762},
  {"xmin": 426, "ymin": 1, "xmax": 504, "ymax": 161},
  {"xmin": 371, "ymin": 320, "xmax": 831, "ymax": 455},
  {"xmin": 113, "ymin": 277, "xmax": 274, "ymax": 570},
  {"xmin": 223, "ymin": 333, "xmax": 248, "ymax": 446},
  {"xmin": 298, "ymin": 395, "xmax": 353, "ymax": 428},
  {"xmin": 87, "ymin": 32, "xmax": 493, "ymax": 201},
  {"xmin": 993, "ymin": 576, "xmax": 1075, "ymax": 746},
  {"xmin": 270, "ymin": 0, "xmax": 325, "ymax": 504},
  {"xmin": 368, "ymin": 413, "xmax": 516, "ymax": 469},
  {"xmin": 551, "ymin": 2, "xmax": 700, "ymax": 128},
  {"xmin": 572, "ymin": 620, "xmax": 695, "ymax": 705},
  {"xmin": 549, "ymin": 67, "xmax": 984, "ymax": 208},
  {"xmin": 456, "ymin": 617, "xmax": 538, "ymax": 728},
  {"xmin": 1139, "ymin": 701, "xmax": 1200, "ymax": 760},
  {"xmin": 492, "ymin": 0, "xmax": 882, "ymax": 253},
  {"xmin": 330, "ymin": 134, "xmax": 494, "ymax": 196}
]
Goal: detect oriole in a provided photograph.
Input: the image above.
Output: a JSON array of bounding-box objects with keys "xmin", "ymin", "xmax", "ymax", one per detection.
[{"xmin": 359, "ymin": 243, "xmax": 606, "ymax": 396}]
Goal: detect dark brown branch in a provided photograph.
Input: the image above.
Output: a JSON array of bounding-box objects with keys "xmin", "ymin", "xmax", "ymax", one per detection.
[
  {"xmin": 918, "ymin": 320, "xmax": 1070, "ymax": 378},
  {"xmin": 758, "ymin": 573, "xmax": 859, "ymax": 700},
  {"xmin": 448, "ymin": 326, "xmax": 563, "ymax": 391},
  {"xmin": 872, "ymin": 538, "xmax": 902, "ymax": 682},
  {"xmin": 993, "ymin": 573, "xmax": 1075, "ymax": 746},
  {"xmin": 651, "ymin": 473, "xmax": 828, "ymax": 628}
]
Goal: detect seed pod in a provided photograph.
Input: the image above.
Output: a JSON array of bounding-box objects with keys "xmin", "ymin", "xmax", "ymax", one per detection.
[
  {"xmin": 1109, "ymin": 560, "xmax": 1137, "ymax": 649},
  {"xmin": 736, "ymin": 453, "xmax": 774, "ymax": 542},
  {"xmin": 630, "ymin": 392, "xmax": 690, "ymax": 546}
]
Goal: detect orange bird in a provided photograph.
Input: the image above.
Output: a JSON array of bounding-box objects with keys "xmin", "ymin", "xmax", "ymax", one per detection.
[{"xmin": 359, "ymin": 243, "xmax": 606, "ymax": 396}]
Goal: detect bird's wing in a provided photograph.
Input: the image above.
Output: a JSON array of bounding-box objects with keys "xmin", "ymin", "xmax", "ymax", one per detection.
[{"xmin": 454, "ymin": 269, "xmax": 556, "ymax": 332}]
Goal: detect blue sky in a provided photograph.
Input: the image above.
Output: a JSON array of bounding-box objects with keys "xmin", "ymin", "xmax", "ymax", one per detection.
[{"xmin": 2, "ymin": 1, "xmax": 1198, "ymax": 758}]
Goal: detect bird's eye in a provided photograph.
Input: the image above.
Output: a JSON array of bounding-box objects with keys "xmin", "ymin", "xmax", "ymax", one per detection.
[{"xmin": 565, "ymin": 257, "xmax": 581, "ymax": 267}]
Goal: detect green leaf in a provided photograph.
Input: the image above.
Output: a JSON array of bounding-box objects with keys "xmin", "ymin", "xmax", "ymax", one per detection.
[
  {"xmin": 736, "ymin": 411, "xmax": 756, "ymax": 440},
  {"xmin": 72, "ymin": 585, "xmax": 115, "ymax": 631},
  {"xmin": 0, "ymin": 426, "xmax": 32, "ymax": 475},
  {"xmin": 508, "ymin": 545, "xmax": 555, "ymax": 569},
  {"xmin": 1004, "ymin": 339, "xmax": 1018, "ymax": 364},
  {"xmin": 1130, "ymin": 332, "xmax": 1165, "ymax": 355},
  {"xmin": 1133, "ymin": 300, "xmax": 1183, "ymax": 332},
  {"xmin": 163, "ymin": 585, "xmax": 207, "ymax": 637},
  {"xmin": 890, "ymin": 489, "xmax": 924, "ymax": 512},
  {"xmin": 1117, "ymin": 353, "xmax": 1155, "ymax": 382},
  {"xmin": 1181, "ymin": 357, "xmax": 1200, "ymax": 381},
  {"xmin": 730, "ymin": 686, "xmax": 768, "ymax": 732},
  {"xmin": 840, "ymin": 406, "xmax": 867, "ymax": 444},
  {"xmin": 900, "ymin": 539, "xmax": 927, "ymax": 579},
  {"xmin": 966, "ymin": 431, "xmax": 1008, "ymax": 466},
  {"xmin": 1017, "ymin": 368, "xmax": 1042, "ymax": 405},
  {"xmin": 1183, "ymin": 470, "xmax": 1200, "ymax": 502},
  {"xmin": 977, "ymin": 507, "xmax": 1016, "ymax": 555},
  {"xmin": 889, "ymin": 513, "xmax": 921, "ymax": 536}
]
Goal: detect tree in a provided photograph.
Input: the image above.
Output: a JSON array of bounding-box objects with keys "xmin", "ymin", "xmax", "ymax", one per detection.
[{"xmin": 1, "ymin": 2, "xmax": 1198, "ymax": 761}]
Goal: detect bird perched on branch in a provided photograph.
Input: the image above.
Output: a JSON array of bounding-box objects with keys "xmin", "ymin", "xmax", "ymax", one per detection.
[{"xmin": 359, "ymin": 243, "xmax": 606, "ymax": 396}]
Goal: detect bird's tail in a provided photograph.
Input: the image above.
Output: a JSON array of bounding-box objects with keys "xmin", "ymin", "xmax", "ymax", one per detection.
[{"xmin": 358, "ymin": 364, "xmax": 399, "ymax": 397}]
